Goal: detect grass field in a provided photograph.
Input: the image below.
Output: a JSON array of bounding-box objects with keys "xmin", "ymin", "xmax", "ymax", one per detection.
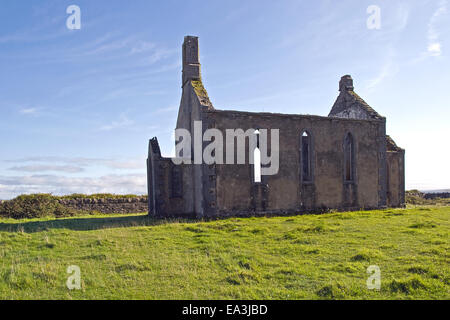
[{"xmin": 0, "ymin": 206, "xmax": 448, "ymax": 300}]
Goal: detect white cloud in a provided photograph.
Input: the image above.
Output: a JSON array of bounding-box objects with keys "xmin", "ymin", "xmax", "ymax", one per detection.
[
  {"xmin": 428, "ymin": 42, "xmax": 442, "ymax": 56},
  {"xmin": 427, "ymin": 0, "xmax": 447, "ymax": 56},
  {"xmin": 83, "ymin": 36, "xmax": 136, "ymax": 56},
  {"xmin": 19, "ymin": 108, "xmax": 38, "ymax": 115},
  {"xmin": 3, "ymin": 156, "xmax": 145, "ymax": 171},
  {"xmin": 144, "ymin": 47, "xmax": 177, "ymax": 65},
  {"xmin": 4, "ymin": 156, "xmax": 107, "ymax": 165},
  {"xmin": 8, "ymin": 165, "xmax": 84, "ymax": 173},
  {"xmin": 103, "ymin": 160, "xmax": 145, "ymax": 170},
  {"xmin": 0, "ymin": 174, "xmax": 146, "ymax": 200},
  {"xmin": 0, "ymin": 156, "xmax": 148, "ymax": 199}
]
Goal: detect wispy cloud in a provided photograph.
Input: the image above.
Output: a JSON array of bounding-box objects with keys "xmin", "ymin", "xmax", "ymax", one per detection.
[
  {"xmin": 103, "ymin": 159, "xmax": 145, "ymax": 170},
  {"xmin": 3, "ymin": 156, "xmax": 145, "ymax": 171},
  {"xmin": 396, "ymin": 3, "xmax": 410, "ymax": 31},
  {"xmin": 16, "ymin": 106, "xmax": 59, "ymax": 118},
  {"xmin": 153, "ymin": 106, "xmax": 178, "ymax": 114},
  {"xmin": 64, "ymin": 35, "xmax": 175, "ymax": 65},
  {"xmin": 4, "ymin": 156, "xmax": 108, "ymax": 165},
  {"xmin": 19, "ymin": 108, "xmax": 39, "ymax": 115},
  {"xmin": 366, "ymin": 49, "xmax": 399, "ymax": 91},
  {"xmin": 427, "ymin": 0, "xmax": 447, "ymax": 57},
  {"xmin": 0, "ymin": 27, "xmax": 67, "ymax": 45},
  {"xmin": 99, "ymin": 114, "xmax": 134, "ymax": 131},
  {"xmin": 0, "ymin": 4, "xmax": 66, "ymax": 46},
  {"xmin": 0, "ymin": 29, "xmax": 176, "ymax": 72},
  {"xmin": 366, "ymin": 60, "xmax": 398, "ymax": 90},
  {"xmin": 130, "ymin": 40, "xmax": 156, "ymax": 54},
  {"xmin": 82, "ymin": 36, "xmax": 138, "ymax": 56},
  {"xmin": 8, "ymin": 165, "xmax": 84, "ymax": 173}
]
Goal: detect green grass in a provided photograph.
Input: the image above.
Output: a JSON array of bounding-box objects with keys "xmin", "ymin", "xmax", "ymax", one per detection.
[{"xmin": 0, "ymin": 206, "xmax": 448, "ymax": 300}]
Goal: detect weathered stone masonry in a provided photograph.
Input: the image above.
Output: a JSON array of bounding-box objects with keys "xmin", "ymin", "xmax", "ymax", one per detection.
[
  {"xmin": 59, "ymin": 197, "xmax": 148, "ymax": 214},
  {"xmin": 147, "ymin": 36, "xmax": 406, "ymax": 218}
]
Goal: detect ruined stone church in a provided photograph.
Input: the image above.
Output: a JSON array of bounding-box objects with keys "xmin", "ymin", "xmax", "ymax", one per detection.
[{"xmin": 147, "ymin": 36, "xmax": 405, "ymax": 218}]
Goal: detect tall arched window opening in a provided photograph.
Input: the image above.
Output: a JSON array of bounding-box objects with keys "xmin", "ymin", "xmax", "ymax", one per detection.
[
  {"xmin": 254, "ymin": 129, "xmax": 261, "ymax": 183},
  {"xmin": 344, "ymin": 133, "xmax": 355, "ymax": 182},
  {"xmin": 301, "ymin": 131, "xmax": 312, "ymax": 182}
]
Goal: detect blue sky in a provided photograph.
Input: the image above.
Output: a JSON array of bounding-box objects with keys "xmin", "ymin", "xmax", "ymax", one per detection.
[{"xmin": 0, "ymin": 0, "xmax": 449, "ymax": 199}]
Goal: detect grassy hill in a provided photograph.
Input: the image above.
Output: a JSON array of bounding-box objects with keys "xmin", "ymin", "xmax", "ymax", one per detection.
[{"xmin": 0, "ymin": 206, "xmax": 448, "ymax": 300}]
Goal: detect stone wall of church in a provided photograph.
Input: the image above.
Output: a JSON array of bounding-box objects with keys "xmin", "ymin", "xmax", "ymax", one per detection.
[
  {"xmin": 203, "ymin": 109, "xmax": 387, "ymax": 216},
  {"xmin": 387, "ymin": 150, "xmax": 406, "ymax": 207}
]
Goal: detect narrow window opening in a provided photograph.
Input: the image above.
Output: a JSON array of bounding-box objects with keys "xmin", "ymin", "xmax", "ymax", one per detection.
[
  {"xmin": 254, "ymin": 129, "xmax": 261, "ymax": 183},
  {"xmin": 344, "ymin": 133, "xmax": 354, "ymax": 182},
  {"xmin": 301, "ymin": 131, "xmax": 312, "ymax": 182}
]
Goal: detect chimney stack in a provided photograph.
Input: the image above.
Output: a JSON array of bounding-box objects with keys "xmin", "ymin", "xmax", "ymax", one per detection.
[
  {"xmin": 339, "ymin": 75, "xmax": 354, "ymax": 92},
  {"xmin": 182, "ymin": 36, "xmax": 201, "ymax": 86}
]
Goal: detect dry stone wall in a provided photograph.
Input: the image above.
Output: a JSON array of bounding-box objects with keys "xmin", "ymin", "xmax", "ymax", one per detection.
[
  {"xmin": 424, "ymin": 192, "xmax": 450, "ymax": 199},
  {"xmin": 58, "ymin": 197, "xmax": 148, "ymax": 214}
]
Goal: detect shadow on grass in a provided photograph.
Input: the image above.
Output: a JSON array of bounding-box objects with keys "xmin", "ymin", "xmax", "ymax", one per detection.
[
  {"xmin": 0, "ymin": 207, "xmax": 406, "ymax": 234},
  {"xmin": 0, "ymin": 214, "xmax": 191, "ymax": 233}
]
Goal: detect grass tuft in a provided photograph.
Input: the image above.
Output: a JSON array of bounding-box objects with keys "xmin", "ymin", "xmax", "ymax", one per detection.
[
  {"xmin": 316, "ymin": 283, "xmax": 347, "ymax": 299},
  {"xmin": 409, "ymin": 222, "xmax": 437, "ymax": 229},
  {"xmin": 389, "ymin": 276, "xmax": 428, "ymax": 294},
  {"xmin": 407, "ymin": 266, "xmax": 429, "ymax": 275}
]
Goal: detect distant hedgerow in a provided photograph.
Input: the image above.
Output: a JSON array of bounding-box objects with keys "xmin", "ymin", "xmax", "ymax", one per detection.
[
  {"xmin": 58, "ymin": 193, "xmax": 142, "ymax": 200},
  {"xmin": 0, "ymin": 194, "xmax": 79, "ymax": 219}
]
